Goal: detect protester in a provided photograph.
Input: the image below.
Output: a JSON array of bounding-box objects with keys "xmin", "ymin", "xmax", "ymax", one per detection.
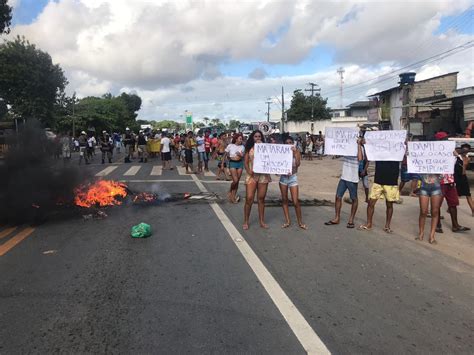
[
  {"xmin": 113, "ymin": 132, "xmax": 122, "ymax": 154},
  {"xmin": 214, "ymin": 133, "xmax": 229, "ymax": 180},
  {"xmin": 184, "ymin": 131, "xmax": 196, "ymax": 174},
  {"xmin": 137, "ymin": 130, "xmax": 148, "ymax": 163},
  {"xmin": 160, "ymin": 133, "xmax": 173, "ymax": 170},
  {"xmin": 279, "ymin": 136, "xmax": 307, "ymax": 229},
  {"xmin": 204, "ymin": 131, "xmax": 212, "ymax": 172},
  {"xmin": 78, "ymin": 131, "xmax": 89, "ymax": 165},
  {"xmin": 359, "ymin": 156, "xmax": 401, "ymax": 233},
  {"xmin": 325, "ymin": 138, "xmax": 363, "ymax": 228},
  {"xmin": 243, "ymin": 130, "xmax": 271, "ymax": 230},
  {"xmin": 196, "ymin": 131, "xmax": 206, "ymax": 174},
  {"xmin": 454, "ymin": 143, "xmax": 474, "ymax": 215},
  {"xmin": 437, "ymin": 173, "xmax": 470, "ymax": 233},
  {"xmin": 224, "ymin": 133, "xmax": 245, "ymax": 203},
  {"xmin": 315, "ymin": 131, "xmax": 324, "ymax": 160},
  {"xmin": 86, "ymin": 133, "xmax": 95, "ymax": 161},
  {"xmin": 60, "ymin": 133, "xmax": 72, "ymax": 163},
  {"xmin": 415, "ymin": 174, "xmax": 443, "ymax": 244}
]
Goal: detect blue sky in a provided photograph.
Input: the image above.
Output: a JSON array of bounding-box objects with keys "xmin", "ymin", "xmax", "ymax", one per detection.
[{"xmin": 7, "ymin": 1, "xmax": 474, "ymax": 122}]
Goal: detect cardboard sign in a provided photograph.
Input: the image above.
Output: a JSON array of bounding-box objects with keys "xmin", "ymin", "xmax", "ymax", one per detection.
[
  {"xmin": 324, "ymin": 127, "xmax": 359, "ymax": 156},
  {"xmin": 253, "ymin": 143, "xmax": 293, "ymax": 175},
  {"xmin": 407, "ymin": 141, "xmax": 456, "ymax": 174},
  {"xmin": 365, "ymin": 130, "xmax": 407, "ymax": 161}
]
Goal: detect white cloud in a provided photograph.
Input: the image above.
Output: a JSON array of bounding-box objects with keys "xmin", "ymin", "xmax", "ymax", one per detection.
[{"xmin": 7, "ymin": 0, "xmax": 473, "ymax": 122}]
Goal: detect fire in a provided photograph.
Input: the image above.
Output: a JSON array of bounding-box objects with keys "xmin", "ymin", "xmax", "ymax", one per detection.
[
  {"xmin": 132, "ymin": 192, "xmax": 158, "ymax": 203},
  {"xmin": 74, "ymin": 180, "xmax": 128, "ymax": 208}
]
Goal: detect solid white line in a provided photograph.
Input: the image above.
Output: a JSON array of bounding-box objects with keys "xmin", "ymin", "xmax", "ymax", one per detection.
[
  {"xmin": 95, "ymin": 166, "xmax": 118, "ymax": 177},
  {"xmin": 189, "ymin": 174, "xmax": 330, "ymax": 354},
  {"xmin": 124, "ymin": 165, "xmax": 141, "ymax": 176},
  {"xmin": 151, "ymin": 166, "xmax": 163, "ymax": 176}
]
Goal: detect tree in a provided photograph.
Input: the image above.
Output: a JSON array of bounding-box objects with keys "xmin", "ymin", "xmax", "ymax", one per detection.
[
  {"xmin": 286, "ymin": 89, "xmax": 331, "ymax": 122},
  {"xmin": 152, "ymin": 120, "xmax": 184, "ymax": 131},
  {"xmin": 194, "ymin": 121, "xmax": 205, "ymax": 129},
  {"xmin": 0, "ymin": 0, "xmax": 12, "ymax": 34},
  {"xmin": 202, "ymin": 117, "xmax": 210, "ymax": 125},
  {"xmin": 0, "ymin": 36, "xmax": 68, "ymax": 127},
  {"xmin": 227, "ymin": 119, "xmax": 241, "ymax": 130}
]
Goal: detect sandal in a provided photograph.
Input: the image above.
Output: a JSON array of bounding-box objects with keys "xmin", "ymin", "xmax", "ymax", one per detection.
[
  {"xmin": 324, "ymin": 221, "xmax": 339, "ymax": 226},
  {"xmin": 346, "ymin": 222, "xmax": 355, "ymax": 229},
  {"xmin": 299, "ymin": 223, "xmax": 308, "ymax": 230},
  {"xmin": 415, "ymin": 236, "xmax": 423, "ymax": 241},
  {"xmin": 383, "ymin": 227, "xmax": 393, "ymax": 234},
  {"xmin": 358, "ymin": 225, "xmax": 372, "ymax": 231},
  {"xmin": 282, "ymin": 222, "xmax": 291, "ymax": 228},
  {"xmin": 429, "ymin": 239, "xmax": 437, "ymax": 245}
]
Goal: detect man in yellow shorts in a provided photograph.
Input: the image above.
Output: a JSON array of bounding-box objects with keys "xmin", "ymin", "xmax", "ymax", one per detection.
[{"xmin": 359, "ymin": 161, "xmax": 400, "ymax": 233}]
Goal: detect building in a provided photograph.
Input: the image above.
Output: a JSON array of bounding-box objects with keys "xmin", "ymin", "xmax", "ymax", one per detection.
[
  {"xmin": 285, "ymin": 101, "xmax": 372, "ymax": 134},
  {"xmin": 368, "ymin": 72, "xmax": 458, "ymax": 136}
]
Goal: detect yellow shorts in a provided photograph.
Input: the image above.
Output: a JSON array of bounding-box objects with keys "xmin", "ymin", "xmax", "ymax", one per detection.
[{"xmin": 369, "ymin": 183, "xmax": 400, "ymax": 202}]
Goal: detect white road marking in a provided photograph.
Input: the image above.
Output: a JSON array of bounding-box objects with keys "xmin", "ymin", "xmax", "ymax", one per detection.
[
  {"xmin": 204, "ymin": 170, "xmax": 216, "ymax": 177},
  {"xmin": 124, "ymin": 165, "xmax": 141, "ymax": 176},
  {"xmin": 190, "ymin": 174, "xmax": 330, "ymax": 354},
  {"xmin": 151, "ymin": 166, "xmax": 162, "ymax": 176},
  {"xmin": 119, "ymin": 179, "xmax": 192, "ymax": 183},
  {"xmin": 176, "ymin": 166, "xmax": 187, "ymax": 175},
  {"xmin": 95, "ymin": 166, "xmax": 118, "ymax": 177}
]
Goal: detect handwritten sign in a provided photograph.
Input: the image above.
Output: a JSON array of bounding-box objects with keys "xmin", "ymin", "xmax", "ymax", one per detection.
[
  {"xmin": 407, "ymin": 141, "xmax": 456, "ymax": 174},
  {"xmin": 324, "ymin": 127, "xmax": 359, "ymax": 156},
  {"xmin": 253, "ymin": 143, "xmax": 293, "ymax": 175},
  {"xmin": 365, "ymin": 130, "xmax": 407, "ymax": 161}
]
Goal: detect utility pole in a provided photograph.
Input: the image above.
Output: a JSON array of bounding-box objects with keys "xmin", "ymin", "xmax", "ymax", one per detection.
[
  {"xmin": 281, "ymin": 86, "xmax": 285, "ymax": 133},
  {"xmin": 265, "ymin": 98, "xmax": 272, "ymax": 122},
  {"xmin": 305, "ymin": 82, "xmax": 320, "ymax": 120},
  {"xmin": 72, "ymin": 92, "xmax": 76, "ymax": 137},
  {"xmin": 337, "ymin": 67, "xmax": 345, "ymax": 109}
]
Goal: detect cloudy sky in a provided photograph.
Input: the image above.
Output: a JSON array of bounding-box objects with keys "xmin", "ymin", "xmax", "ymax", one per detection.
[{"xmin": 7, "ymin": 0, "xmax": 474, "ymax": 123}]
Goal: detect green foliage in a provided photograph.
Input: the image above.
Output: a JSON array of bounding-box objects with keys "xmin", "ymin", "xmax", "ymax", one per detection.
[
  {"xmin": 0, "ymin": 36, "xmax": 68, "ymax": 127},
  {"xmin": 152, "ymin": 120, "xmax": 184, "ymax": 131},
  {"xmin": 0, "ymin": 0, "xmax": 12, "ymax": 34},
  {"xmin": 286, "ymin": 89, "xmax": 331, "ymax": 122},
  {"xmin": 194, "ymin": 121, "xmax": 205, "ymax": 128},
  {"xmin": 228, "ymin": 119, "xmax": 241, "ymax": 130}
]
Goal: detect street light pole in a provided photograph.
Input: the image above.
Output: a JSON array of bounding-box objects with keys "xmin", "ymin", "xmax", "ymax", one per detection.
[{"xmin": 265, "ymin": 98, "xmax": 272, "ymax": 122}]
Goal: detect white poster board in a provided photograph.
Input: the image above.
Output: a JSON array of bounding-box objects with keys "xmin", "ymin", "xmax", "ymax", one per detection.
[
  {"xmin": 365, "ymin": 130, "xmax": 407, "ymax": 161},
  {"xmin": 253, "ymin": 143, "xmax": 293, "ymax": 175},
  {"xmin": 407, "ymin": 141, "xmax": 456, "ymax": 174},
  {"xmin": 324, "ymin": 127, "xmax": 359, "ymax": 156}
]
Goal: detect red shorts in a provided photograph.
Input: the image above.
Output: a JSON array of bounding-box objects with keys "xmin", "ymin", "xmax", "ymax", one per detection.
[{"xmin": 441, "ymin": 184, "xmax": 459, "ymax": 207}]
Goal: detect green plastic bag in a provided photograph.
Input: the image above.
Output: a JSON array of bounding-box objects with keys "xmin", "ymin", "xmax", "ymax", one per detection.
[{"xmin": 131, "ymin": 223, "xmax": 152, "ymax": 238}]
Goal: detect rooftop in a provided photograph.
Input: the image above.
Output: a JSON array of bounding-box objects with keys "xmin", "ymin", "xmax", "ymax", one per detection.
[{"xmin": 347, "ymin": 101, "xmax": 371, "ymax": 108}]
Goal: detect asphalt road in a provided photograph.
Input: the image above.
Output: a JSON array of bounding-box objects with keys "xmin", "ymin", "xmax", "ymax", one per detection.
[{"xmin": 1, "ymin": 155, "xmax": 473, "ymax": 354}]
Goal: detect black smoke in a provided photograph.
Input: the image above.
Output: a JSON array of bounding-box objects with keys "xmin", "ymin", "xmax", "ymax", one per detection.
[{"xmin": 0, "ymin": 120, "xmax": 90, "ymax": 224}]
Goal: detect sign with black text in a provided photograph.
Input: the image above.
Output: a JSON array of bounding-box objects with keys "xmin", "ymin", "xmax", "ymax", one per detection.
[
  {"xmin": 324, "ymin": 127, "xmax": 359, "ymax": 156},
  {"xmin": 365, "ymin": 130, "xmax": 407, "ymax": 161},
  {"xmin": 253, "ymin": 143, "xmax": 293, "ymax": 175},
  {"xmin": 407, "ymin": 141, "xmax": 456, "ymax": 174}
]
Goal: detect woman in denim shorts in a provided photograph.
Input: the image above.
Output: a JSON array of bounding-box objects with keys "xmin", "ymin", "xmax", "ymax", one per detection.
[
  {"xmin": 279, "ymin": 136, "xmax": 307, "ymax": 230},
  {"xmin": 416, "ymin": 174, "xmax": 443, "ymax": 244}
]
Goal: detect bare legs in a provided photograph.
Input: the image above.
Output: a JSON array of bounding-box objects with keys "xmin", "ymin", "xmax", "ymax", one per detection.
[
  {"xmin": 279, "ymin": 184, "xmax": 306, "ymax": 229},
  {"xmin": 243, "ymin": 181, "xmax": 268, "ymax": 230},
  {"xmin": 418, "ymin": 194, "xmax": 442, "ymax": 243},
  {"xmin": 228, "ymin": 168, "xmax": 242, "ymax": 202}
]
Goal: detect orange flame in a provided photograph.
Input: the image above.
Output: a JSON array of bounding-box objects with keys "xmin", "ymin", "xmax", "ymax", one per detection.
[{"xmin": 74, "ymin": 180, "xmax": 128, "ymax": 208}]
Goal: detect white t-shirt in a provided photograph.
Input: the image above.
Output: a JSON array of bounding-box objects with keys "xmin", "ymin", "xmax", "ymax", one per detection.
[
  {"xmin": 341, "ymin": 156, "xmax": 359, "ymax": 183},
  {"xmin": 225, "ymin": 144, "xmax": 245, "ymax": 159},
  {"xmin": 196, "ymin": 136, "xmax": 205, "ymax": 153},
  {"xmin": 161, "ymin": 137, "xmax": 171, "ymax": 153}
]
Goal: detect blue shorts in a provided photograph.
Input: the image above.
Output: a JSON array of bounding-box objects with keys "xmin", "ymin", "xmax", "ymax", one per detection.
[
  {"xmin": 336, "ymin": 179, "xmax": 358, "ymax": 200},
  {"xmin": 229, "ymin": 160, "xmax": 243, "ymax": 169},
  {"xmin": 419, "ymin": 183, "xmax": 442, "ymax": 197},
  {"xmin": 279, "ymin": 174, "xmax": 298, "ymax": 187}
]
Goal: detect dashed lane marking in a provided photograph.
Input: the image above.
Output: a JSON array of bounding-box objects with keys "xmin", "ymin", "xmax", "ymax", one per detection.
[
  {"xmin": 124, "ymin": 165, "xmax": 141, "ymax": 176},
  {"xmin": 0, "ymin": 227, "xmax": 17, "ymax": 240},
  {"xmin": 95, "ymin": 166, "xmax": 118, "ymax": 177},
  {"xmin": 151, "ymin": 166, "xmax": 163, "ymax": 176},
  {"xmin": 189, "ymin": 174, "xmax": 330, "ymax": 354},
  {"xmin": 0, "ymin": 227, "xmax": 35, "ymax": 257},
  {"xmin": 176, "ymin": 166, "xmax": 187, "ymax": 175}
]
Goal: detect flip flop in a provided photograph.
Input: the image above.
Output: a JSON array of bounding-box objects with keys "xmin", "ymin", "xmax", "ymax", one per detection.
[
  {"xmin": 346, "ymin": 222, "xmax": 355, "ymax": 229},
  {"xmin": 299, "ymin": 224, "xmax": 308, "ymax": 230},
  {"xmin": 429, "ymin": 239, "xmax": 437, "ymax": 245},
  {"xmin": 383, "ymin": 227, "xmax": 393, "ymax": 234},
  {"xmin": 282, "ymin": 223, "xmax": 291, "ymax": 228},
  {"xmin": 358, "ymin": 225, "xmax": 372, "ymax": 231},
  {"xmin": 324, "ymin": 221, "xmax": 339, "ymax": 226},
  {"xmin": 453, "ymin": 226, "xmax": 471, "ymax": 232}
]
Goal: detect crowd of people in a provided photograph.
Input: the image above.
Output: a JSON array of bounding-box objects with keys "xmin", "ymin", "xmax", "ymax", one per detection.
[{"xmin": 54, "ymin": 127, "xmax": 472, "ymax": 241}]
